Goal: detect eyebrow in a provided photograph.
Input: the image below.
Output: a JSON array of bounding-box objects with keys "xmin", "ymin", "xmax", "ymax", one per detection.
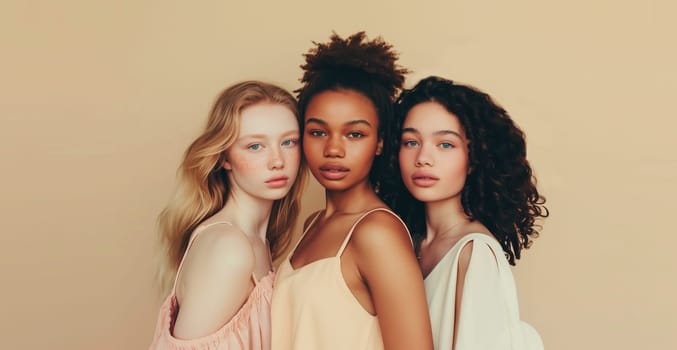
[
  {"xmin": 306, "ymin": 117, "xmax": 373, "ymax": 127},
  {"xmin": 238, "ymin": 130, "xmax": 299, "ymax": 139},
  {"xmin": 401, "ymin": 127, "xmax": 463, "ymax": 138}
]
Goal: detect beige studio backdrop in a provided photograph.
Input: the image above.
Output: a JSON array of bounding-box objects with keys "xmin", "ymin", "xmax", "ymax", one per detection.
[{"xmin": 1, "ymin": 1, "xmax": 675, "ymax": 349}]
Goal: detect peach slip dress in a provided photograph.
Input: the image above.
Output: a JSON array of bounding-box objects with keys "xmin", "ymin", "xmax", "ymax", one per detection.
[
  {"xmin": 149, "ymin": 222, "xmax": 274, "ymax": 350},
  {"xmin": 271, "ymin": 208, "xmax": 409, "ymax": 350}
]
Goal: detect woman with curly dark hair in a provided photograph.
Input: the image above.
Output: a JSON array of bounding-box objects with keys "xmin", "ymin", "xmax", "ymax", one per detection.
[
  {"xmin": 390, "ymin": 76, "xmax": 548, "ymax": 350},
  {"xmin": 271, "ymin": 32, "xmax": 433, "ymax": 350}
]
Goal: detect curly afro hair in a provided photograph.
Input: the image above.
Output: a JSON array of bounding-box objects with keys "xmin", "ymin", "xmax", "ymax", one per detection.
[
  {"xmin": 387, "ymin": 76, "xmax": 549, "ymax": 265},
  {"xmin": 296, "ymin": 31, "xmax": 409, "ymax": 195}
]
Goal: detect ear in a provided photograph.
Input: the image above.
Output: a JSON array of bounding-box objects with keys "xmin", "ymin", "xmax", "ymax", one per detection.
[
  {"xmin": 222, "ymin": 159, "xmax": 232, "ymax": 170},
  {"xmin": 375, "ymin": 138, "xmax": 384, "ymax": 156}
]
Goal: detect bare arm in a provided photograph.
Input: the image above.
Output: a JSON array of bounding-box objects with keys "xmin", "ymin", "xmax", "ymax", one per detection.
[
  {"xmin": 453, "ymin": 241, "xmax": 473, "ymax": 349},
  {"xmin": 173, "ymin": 226, "xmax": 255, "ymax": 339},
  {"xmin": 352, "ymin": 212, "xmax": 434, "ymax": 350},
  {"xmin": 453, "ymin": 239, "xmax": 511, "ymax": 350}
]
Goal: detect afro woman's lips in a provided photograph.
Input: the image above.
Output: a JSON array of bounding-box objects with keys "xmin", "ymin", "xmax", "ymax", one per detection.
[{"xmin": 319, "ymin": 163, "xmax": 350, "ymax": 181}]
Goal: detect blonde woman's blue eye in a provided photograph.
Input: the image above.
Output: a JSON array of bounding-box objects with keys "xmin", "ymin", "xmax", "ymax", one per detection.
[
  {"xmin": 282, "ymin": 139, "xmax": 298, "ymax": 147},
  {"xmin": 248, "ymin": 144, "xmax": 262, "ymax": 150}
]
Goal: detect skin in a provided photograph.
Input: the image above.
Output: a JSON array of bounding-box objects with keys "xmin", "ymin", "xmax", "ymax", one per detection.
[
  {"xmin": 173, "ymin": 102, "xmax": 300, "ymax": 339},
  {"xmin": 292, "ymin": 89, "xmax": 433, "ymax": 350},
  {"xmin": 399, "ymin": 101, "xmax": 493, "ymax": 349}
]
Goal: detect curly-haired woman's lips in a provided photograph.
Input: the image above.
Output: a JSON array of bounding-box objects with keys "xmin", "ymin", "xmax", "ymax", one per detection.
[
  {"xmin": 319, "ymin": 163, "xmax": 350, "ymax": 181},
  {"xmin": 411, "ymin": 171, "xmax": 439, "ymax": 187}
]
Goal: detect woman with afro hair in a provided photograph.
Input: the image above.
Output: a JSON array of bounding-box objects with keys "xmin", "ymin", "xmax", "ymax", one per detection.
[
  {"xmin": 271, "ymin": 32, "xmax": 433, "ymax": 350},
  {"xmin": 390, "ymin": 76, "xmax": 549, "ymax": 350}
]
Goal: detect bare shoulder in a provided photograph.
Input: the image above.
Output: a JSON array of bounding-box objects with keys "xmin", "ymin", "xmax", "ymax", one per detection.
[
  {"xmin": 345, "ymin": 209, "xmax": 432, "ymax": 349},
  {"xmin": 350, "ymin": 209, "xmax": 411, "ymax": 249},
  {"xmin": 173, "ymin": 224, "xmax": 257, "ymax": 339},
  {"xmin": 179, "ymin": 224, "xmax": 255, "ymax": 289},
  {"xmin": 349, "ymin": 210, "xmax": 415, "ymax": 270}
]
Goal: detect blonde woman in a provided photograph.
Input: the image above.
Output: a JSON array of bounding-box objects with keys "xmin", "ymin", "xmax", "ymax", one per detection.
[{"xmin": 149, "ymin": 81, "xmax": 306, "ymax": 350}]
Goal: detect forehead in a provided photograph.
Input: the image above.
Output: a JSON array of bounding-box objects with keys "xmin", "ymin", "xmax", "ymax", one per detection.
[
  {"xmin": 304, "ymin": 90, "xmax": 378, "ymax": 126},
  {"xmin": 239, "ymin": 102, "xmax": 298, "ymax": 135},
  {"xmin": 403, "ymin": 101, "xmax": 463, "ymax": 133}
]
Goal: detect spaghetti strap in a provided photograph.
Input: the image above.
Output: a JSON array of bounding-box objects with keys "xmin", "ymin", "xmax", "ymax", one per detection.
[
  {"xmin": 287, "ymin": 211, "xmax": 323, "ymax": 258},
  {"xmin": 171, "ymin": 221, "xmax": 233, "ymax": 293},
  {"xmin": 336, "ymin": 207, "xmax": 411, "ymax": 257}
]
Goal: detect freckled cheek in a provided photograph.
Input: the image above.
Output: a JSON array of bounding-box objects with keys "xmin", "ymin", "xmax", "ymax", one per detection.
[{"xmin": 231, "ymin": 154, "xmax": 267, "ymax": 174}]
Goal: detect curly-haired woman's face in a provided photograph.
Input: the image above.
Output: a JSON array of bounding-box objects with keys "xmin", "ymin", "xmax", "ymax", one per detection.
[
  {"xmin": 223, "ymin": 102, "xmax": 301, "ymax": 201},
  {"xmin": 399, "ymin": 101, "xmax": 469, "ymax": 204},
  {"xmin": 303, "ymin": 89, "xmax": 383, "ymax": 192}
]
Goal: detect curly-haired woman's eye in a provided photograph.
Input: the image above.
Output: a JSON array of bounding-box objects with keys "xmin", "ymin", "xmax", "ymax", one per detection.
[
  {"xmin": 438, "ymin": 142, "xmax": 454, "ymax": 149},
  {"xmin": 402, "ymin": 140, "xmax": 419, "ymax": 148}
]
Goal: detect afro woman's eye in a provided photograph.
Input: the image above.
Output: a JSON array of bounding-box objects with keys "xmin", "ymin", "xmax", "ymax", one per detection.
[{"xmin": 308, "ymin": 130, "xmax": 327, "ymax": 137}]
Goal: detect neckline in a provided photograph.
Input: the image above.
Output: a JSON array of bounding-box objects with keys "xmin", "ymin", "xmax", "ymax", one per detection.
[
  {"xmin": 286, "ymin": 210, "xmax": 327, "ymax": 271},
  {"xmin": 423, "ymin": 246, "xmax": 455, "ymax": 281},
  {"xmin": 286, "ymin": 255, "xmax": 338, "ymax": 272},
  {"xmin": 422, "ymin": 232, "xmax": 496, "ymax": 281},
  {"xmin": 287, "ymin": 208, "xmax": 394, "ymax": 271}
]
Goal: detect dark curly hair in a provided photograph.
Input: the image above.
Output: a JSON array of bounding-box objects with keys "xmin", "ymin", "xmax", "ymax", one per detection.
[
  {"xmin": 386, "ymin": 76, "xmax": 549, "ymax": 265},
  {"xmin": 296, "ymin": 31, "xmax": 409, "ymax": 195}
]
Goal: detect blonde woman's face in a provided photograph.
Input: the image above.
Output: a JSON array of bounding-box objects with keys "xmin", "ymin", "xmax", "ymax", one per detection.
[{"xmin": 223, "ymin": 102, "xmax": 300, "ymax": 201}]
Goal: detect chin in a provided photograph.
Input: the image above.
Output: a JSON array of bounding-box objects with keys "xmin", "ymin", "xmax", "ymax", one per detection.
[
  {"xmin": 259, "ymin": 188, "xmax": 293, "ymax": 201},
  {"xmin": 408, "ymin": 190, "xmax": 446, "ymax": 203},
  {"xmin": 317, "ymin": 182, "xmax": 347, "ymax": 192}
]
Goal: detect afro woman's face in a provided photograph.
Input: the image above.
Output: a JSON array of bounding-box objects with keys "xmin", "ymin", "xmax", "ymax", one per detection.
[
  {"xmin": 399, "ymin": 101, "xmax": 469, "ymax": 204},
  {"xmin": 302, "ymin": 89, "xmax": 383, "ymax": 192}
]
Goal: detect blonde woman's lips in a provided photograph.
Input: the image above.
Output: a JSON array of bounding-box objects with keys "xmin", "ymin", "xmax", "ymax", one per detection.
[{"xmin": 265, "ymin": 175, "xmax": 289, "ymax": 188}]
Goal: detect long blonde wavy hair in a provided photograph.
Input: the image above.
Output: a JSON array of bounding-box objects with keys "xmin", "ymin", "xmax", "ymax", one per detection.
[{"xmin": 156, "ymin": 81, "xmax": 307, "ymax": 295}]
